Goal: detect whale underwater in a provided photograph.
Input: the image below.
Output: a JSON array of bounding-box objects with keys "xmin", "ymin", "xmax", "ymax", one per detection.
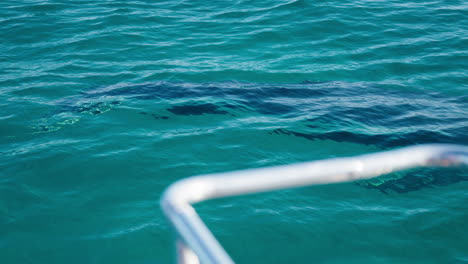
[{"xmin": 33, "ymin": 81, "xmax": 468, "ymax": 193}]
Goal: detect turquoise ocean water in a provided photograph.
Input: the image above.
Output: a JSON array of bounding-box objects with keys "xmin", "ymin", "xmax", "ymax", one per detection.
[{"xmin": 1, "ymin": 0, "xmax": 467, "ymax": 263}]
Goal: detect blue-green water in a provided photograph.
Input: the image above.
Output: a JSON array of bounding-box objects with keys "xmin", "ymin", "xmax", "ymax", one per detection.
[{"xmin": 1, "ymin": 0, "xmax": 468, "ymax": 263}]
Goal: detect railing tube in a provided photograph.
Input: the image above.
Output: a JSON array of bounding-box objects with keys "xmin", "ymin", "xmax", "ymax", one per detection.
[{"xmin": 161, "ymin": 144, "xmax": 468, "ymax": 264}]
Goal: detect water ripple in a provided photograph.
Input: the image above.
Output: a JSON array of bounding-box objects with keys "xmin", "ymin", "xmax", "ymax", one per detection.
[{"xmin": 2, "ymin": 0, "xmax": 468, "ymax": 263}]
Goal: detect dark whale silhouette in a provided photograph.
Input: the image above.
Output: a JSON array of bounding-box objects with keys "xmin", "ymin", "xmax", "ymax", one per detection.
[{"xmin": 34, "ymin": 81, "xmax": 468, "ymax": 193}]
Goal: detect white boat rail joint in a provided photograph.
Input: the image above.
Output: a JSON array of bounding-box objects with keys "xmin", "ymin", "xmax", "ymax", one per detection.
[{"xmin": 161, "ymin": 144, "xmax": 468, "ymax": 264}]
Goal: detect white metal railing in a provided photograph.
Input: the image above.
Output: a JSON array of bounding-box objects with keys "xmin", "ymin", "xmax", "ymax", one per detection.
[{"xmin": 161, "ymin": 144, "xmax": 468, "ymax": 264}]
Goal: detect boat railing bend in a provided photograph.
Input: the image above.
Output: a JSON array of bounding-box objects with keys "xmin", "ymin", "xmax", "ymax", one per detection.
[{"xmin": 161, "ymin": 144, "xmax": 468, "ymax": 264}]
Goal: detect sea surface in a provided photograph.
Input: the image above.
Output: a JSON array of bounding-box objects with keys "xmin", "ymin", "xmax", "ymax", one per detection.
[{"xmin": 1, "ymin": 0, "xmax": 468, "ymax": 263}]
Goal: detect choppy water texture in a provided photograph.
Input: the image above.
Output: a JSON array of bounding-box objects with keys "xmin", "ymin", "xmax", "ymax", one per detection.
[{"xmin": 1, "ymin": 0, "xmax": 468, "ymax": 263}]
